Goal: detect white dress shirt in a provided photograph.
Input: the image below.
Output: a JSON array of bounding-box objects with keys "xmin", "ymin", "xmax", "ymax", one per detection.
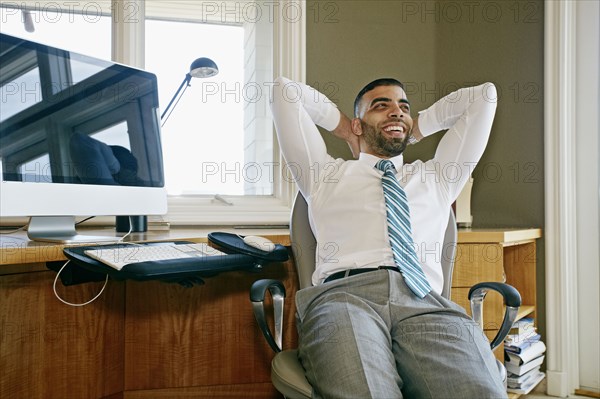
[{"xmin": 271, "ymin": 77, "xmax": 497, "ymax": 293}]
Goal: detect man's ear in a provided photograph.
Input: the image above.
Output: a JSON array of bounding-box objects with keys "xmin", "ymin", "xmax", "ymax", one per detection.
[{"xmin": 351, "ymin": 118, "xmax": 363, "ymax": 136}]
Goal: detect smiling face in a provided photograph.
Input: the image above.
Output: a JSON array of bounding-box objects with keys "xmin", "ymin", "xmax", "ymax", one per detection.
[{"xmin": 353, "ymin": 84, "xmax": 413, "ymax": 158}]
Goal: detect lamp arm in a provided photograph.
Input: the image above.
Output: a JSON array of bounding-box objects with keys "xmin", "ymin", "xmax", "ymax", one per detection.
[{"xmin": 161, "ymin": 73, "xmax": 192, "ymax": 121}]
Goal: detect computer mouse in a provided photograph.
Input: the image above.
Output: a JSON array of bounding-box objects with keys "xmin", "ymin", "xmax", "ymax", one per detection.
[{"xmin": 242, "ymin": 235, "xmax": 276, "ymax": 252}]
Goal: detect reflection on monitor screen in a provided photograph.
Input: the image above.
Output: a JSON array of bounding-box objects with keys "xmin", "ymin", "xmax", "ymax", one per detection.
[{"xmin": 0, "ymin": 33, "xmax": 167, "ymax": 243}]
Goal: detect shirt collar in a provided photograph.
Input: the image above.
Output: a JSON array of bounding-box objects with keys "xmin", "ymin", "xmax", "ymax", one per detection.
[{"xmin": 358, "ymin": 152, "xmax": 404, "ymax": 171}]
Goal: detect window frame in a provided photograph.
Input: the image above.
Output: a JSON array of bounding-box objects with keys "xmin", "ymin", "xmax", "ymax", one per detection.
[
  {"xmin": 112, "ymin": 0, "xmax": 304, "ymax": 226},
  {"xmin": 0, "ymin": 0, "xmax": 304, "ymax": 226}
]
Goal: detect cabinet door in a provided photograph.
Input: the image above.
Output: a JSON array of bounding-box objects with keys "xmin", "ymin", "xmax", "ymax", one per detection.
[
  {"xmin": 0, "ymin": 270, "xmax": 125, "ymax": 398},
  {"xmin": 451, "ymin": 243, "xmax": 506, "ymax": 360}
]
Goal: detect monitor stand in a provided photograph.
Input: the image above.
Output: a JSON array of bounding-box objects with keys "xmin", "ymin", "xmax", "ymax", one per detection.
[
  {"xmin": 115, "ymin": 215, "xmax": 147, "ymax": 233},
  {"xmin": 27, "ymin": 216, "xmax": 124, "ymax": 244}
]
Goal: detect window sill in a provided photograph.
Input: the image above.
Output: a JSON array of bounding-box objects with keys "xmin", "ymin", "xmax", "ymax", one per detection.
[{"xmin": 164, "ymin": 195, "xmax": 292, "ymax": 226}]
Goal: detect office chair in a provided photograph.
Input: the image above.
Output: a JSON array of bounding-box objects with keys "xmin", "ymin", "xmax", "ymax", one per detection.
[{"xmin": 250, "ymin": 192, "xmax": 521, "ymax": 398}]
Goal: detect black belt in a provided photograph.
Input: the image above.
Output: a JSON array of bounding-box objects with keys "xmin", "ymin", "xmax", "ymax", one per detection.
[{"xmin": 323, "ymin": 266, "xmax": 399, "ymax": 284}]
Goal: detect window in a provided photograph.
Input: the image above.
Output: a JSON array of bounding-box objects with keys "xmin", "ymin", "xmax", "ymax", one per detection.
[
  {"xmin": 1, "ymin": 0, "xmax": 305, "ymax": 225},
  {"xmin": 0, "ymin": 4, "xmax": 111, "ymax": 57},
  {"xmin": 0, "ymin": 67, "xmax": 41, "ymax": 121},
  {"xmin": 19, "ymin": 153, "xmax": 50, "ymax": 182},
  {"xmin": 145, "ymin": 20, "xmax": 248, "ymax": 196}
]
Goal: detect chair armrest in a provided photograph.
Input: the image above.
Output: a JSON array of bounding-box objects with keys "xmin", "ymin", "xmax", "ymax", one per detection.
[
  {"xmin": 468, "ymin": 282, "xmax": 521, "ymax": 351},
  {"xmin": 250, "ymin": 279, "xmax": 286, "ymax": 353}
]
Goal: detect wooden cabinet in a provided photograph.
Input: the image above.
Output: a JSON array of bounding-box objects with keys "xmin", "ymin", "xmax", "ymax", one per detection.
[
  {"xmin": 0, "ymin": 227, "xmax": 541, "ymax": 398},
  {"xmin": 0, "ymin": 229, "xmax": 294, "ymax": 399},
  {"xmin": 451, "ymin": 228, "xmax": 542, "ymax": 361}
]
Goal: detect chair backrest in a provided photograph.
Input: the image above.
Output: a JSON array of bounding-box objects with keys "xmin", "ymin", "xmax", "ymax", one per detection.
[
  {"xmin": 440, "ymin": 209, "xmax": 457, "ymax": 299},
  {"xmin": 289, "ymin": 192, "xmax": 317, "ymax": 290},
  {"xmin": 289, "ymin": 191, "xmax": 458, "ymax": 298}
]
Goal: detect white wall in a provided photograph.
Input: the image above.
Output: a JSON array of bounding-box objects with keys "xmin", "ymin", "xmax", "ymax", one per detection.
[{"xmin": 576, "ymin": 0, "xmax": 600, "ymax": 393}]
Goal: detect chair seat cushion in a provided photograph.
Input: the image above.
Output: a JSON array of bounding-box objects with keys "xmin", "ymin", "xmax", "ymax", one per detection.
[{"xmin": 271, "ymin": 350, "xmax": 312, "ymax": 399}]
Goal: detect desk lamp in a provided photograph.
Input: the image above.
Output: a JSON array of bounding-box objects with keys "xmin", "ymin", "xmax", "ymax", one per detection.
[{"xmin": 160, "ymin": 57, "xmax": 219, "ymax": 127}]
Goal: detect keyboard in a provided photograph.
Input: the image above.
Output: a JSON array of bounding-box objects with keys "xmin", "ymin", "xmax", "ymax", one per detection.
[{"xmin": 84, "ymin": 243, "xmax": 225, "ymax": 271}]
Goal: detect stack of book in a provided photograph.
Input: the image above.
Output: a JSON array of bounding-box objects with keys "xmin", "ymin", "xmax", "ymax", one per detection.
[{"xmin": 504, "ymin": 318, "xmax": 546, "ymax": 394}]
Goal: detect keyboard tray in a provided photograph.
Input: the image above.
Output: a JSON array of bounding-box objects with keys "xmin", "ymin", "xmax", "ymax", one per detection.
[{"xmin": 63, "ymin": 241, "xmax": 260, "ymax": 282}]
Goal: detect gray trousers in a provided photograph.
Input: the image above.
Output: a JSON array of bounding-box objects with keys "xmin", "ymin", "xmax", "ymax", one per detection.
[{"xmin": 295, "ymin": 269, "xmax": 508, "ymax": 399}]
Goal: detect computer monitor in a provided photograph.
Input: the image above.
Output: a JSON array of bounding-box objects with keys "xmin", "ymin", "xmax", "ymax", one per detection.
[{"xmin": 0, "ymin": 33, "xmax": 167, "ymax": 243}]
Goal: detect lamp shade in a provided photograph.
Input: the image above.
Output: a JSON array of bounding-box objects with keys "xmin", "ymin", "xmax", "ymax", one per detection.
[
  {"xmin": 161, "ymin": 57, "xmax": 219, "ymax": 125},
  {"xmin": 189, "ymin": 57, "xmax": 219, "ymax": 78}
]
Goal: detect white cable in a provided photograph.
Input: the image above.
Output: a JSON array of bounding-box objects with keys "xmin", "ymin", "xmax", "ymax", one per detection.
[
  {"xmin": 0, "ymin": 224, "xmax": 28, "ymax": 236},
  {"xmin": 53, "ymin": 216, "xmax": 136, "ymax": 306},
  {"xmin": 118, "ymin": 216, "xmax": 145, "ymax": 247},
  {"xmin": 53, "ymin": 260, "xmax": 109, "ymax": 307},
  {"xmin": 119, "ymin": 216, "xmax": 134, "ymax": 242}
]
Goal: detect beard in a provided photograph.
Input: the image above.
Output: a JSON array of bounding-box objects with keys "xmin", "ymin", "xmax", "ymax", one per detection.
[{"xmin": 361, "ymin": 120, "xmax": 409, "ymax": 157}]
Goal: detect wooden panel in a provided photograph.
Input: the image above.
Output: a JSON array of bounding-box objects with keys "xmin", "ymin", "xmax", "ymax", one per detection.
[
  {"xmin": 457, "ymin": 228, "xmax": 542, "ymax": 243},
  {"xmin": 0, "ymin": 262, "xmax": 48, "ymax": 276},
  {"xmin": 574, "ymin": 389, "xmax": 600, "ymax": 398},
  {"xmin": 104, "ymin": 393, "xmax": 125, "ymax": 399},
  {"xmin": 0, "ymin": 238, "xmax": 67, "ymax": 266},
  {"xmin": 517, "ymin": 306, "xmax": 536, "ymax": 321},
  {"xmin": 452, "ymin": 244, "xmax": 505, "ymax": 287},
  {"xmin": 123, "ymin": 383, "xmax": 281, "ymax": 398},
  {"xmin": 124, "ymin": 259, "xmax": 298, "ymax": 391},
  {"xmin": 0, "ymin": 270, "xmax": 125, "ymax": 399},
  {"xmin": 504, "ymin": 242, "xmax": 537, "ymax": 309}
]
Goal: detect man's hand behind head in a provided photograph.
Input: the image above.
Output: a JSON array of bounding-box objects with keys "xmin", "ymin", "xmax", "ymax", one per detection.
[{"xmin": 333, "ymin": 113, "xmax": 360, "ymax": 159}]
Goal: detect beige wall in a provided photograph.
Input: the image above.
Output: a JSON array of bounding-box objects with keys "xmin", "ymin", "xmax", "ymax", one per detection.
[{"xmin": 306, "ymin": 0, "xmax": 546, "ymax": 332}]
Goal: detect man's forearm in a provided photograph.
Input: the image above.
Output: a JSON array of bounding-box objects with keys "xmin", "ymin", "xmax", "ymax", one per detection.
[
  {"xmin": 417, "ymin": 83, "xmax": 497, "ymax": 138},
  {"xmin": 418, "ymin": 83, "xmax": 498, "ymax": 200},
  {"xmin": 272, "ymin": 77, "xmax": 340, "ymax": 131},
  {"xmin": 270, "ymin": 77, "xmax": 340, "ymax": 195}
]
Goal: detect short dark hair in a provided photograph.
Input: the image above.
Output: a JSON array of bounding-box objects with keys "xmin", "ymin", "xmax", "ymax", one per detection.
[{"xmin": 353, "ymin": 78, "xmax": 405, "ymax": 117}]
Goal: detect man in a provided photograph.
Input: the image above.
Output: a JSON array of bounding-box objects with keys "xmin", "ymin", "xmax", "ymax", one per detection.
[{"xmin": 271, "ymin": 76, "xmax": 504, "ymax": 398}]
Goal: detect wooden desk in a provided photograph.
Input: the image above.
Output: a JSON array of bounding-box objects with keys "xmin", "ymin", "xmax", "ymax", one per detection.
[
  {"xmin": 0, "ymin": 228, "xmax": 295, "ymax": 399},
  {"xmin": 1, "ymin": 227, "xmax": 541, "ymax": 398}
]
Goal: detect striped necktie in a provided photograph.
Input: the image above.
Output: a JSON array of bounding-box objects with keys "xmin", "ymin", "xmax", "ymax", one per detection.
[{"xmin": 376, "ymin": 159, "xmax": 431, "ymax": 298}]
